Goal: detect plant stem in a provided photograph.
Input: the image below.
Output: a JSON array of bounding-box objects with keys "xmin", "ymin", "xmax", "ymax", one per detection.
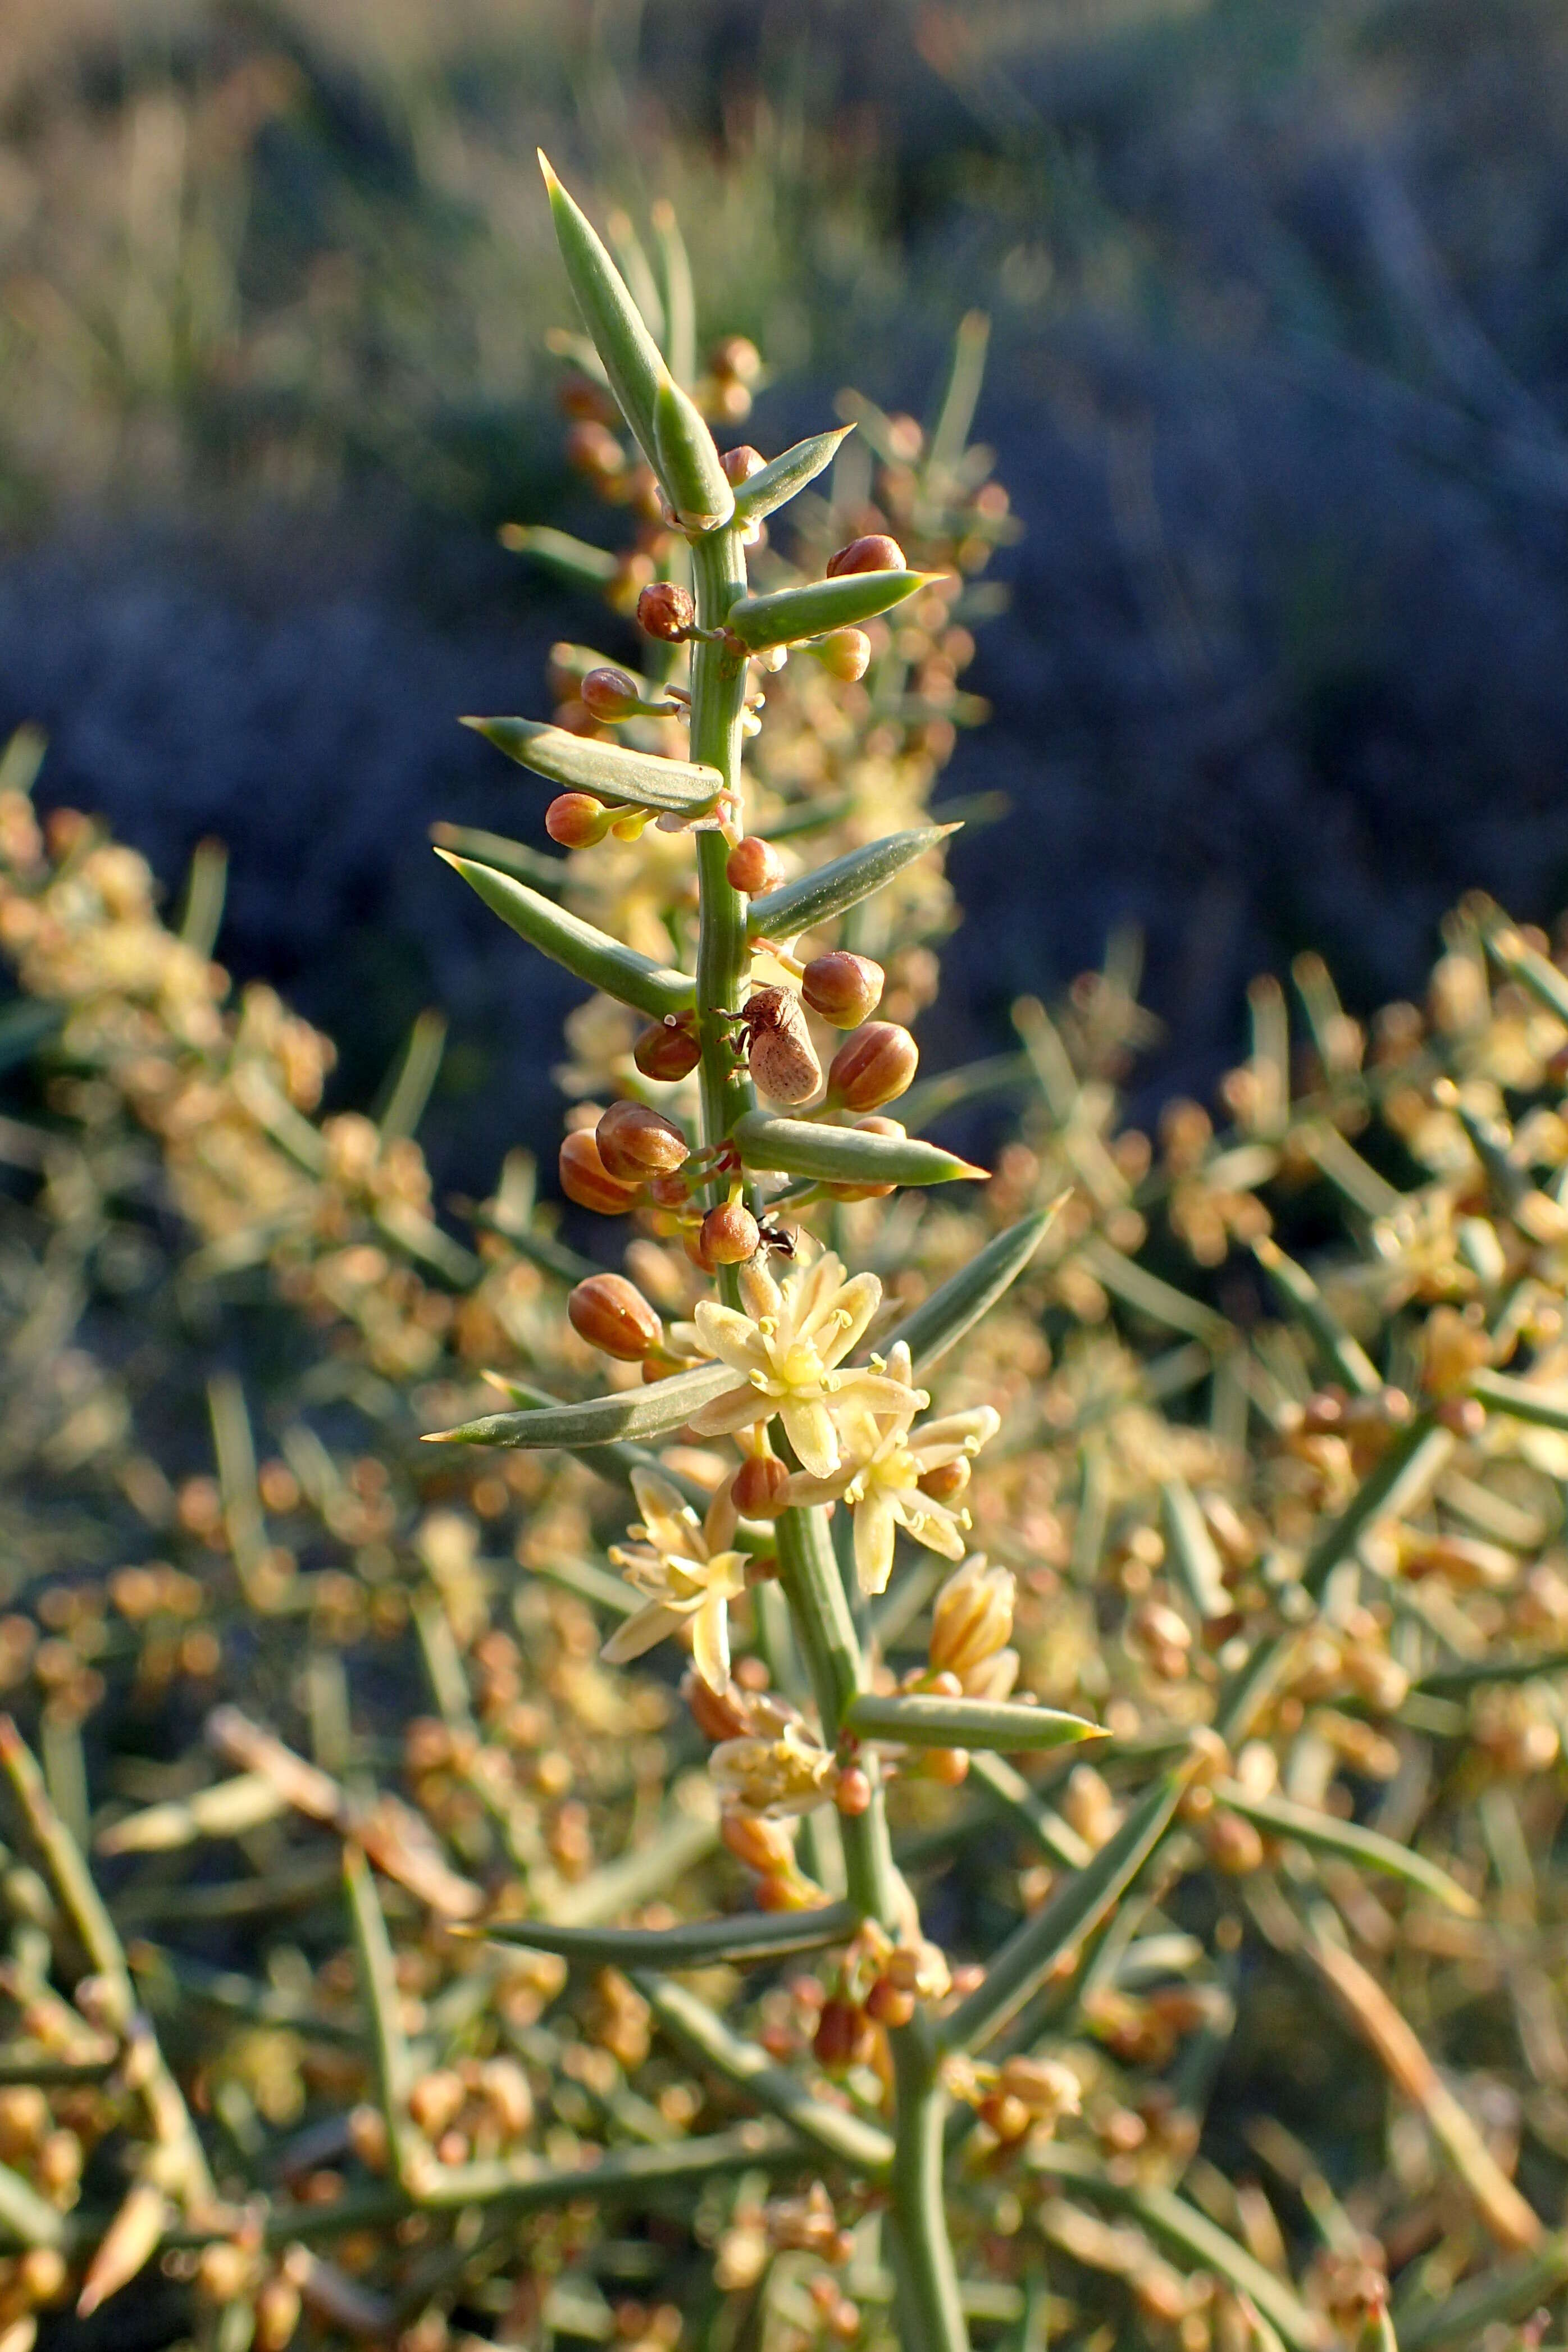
[
  {"xmin": 686, "ymin": 521, "xmax": 968, "ymax": 2352},
  {"xmin": 687, "ymin": 527, "xmax": 754, "ymax": 1300},
  {"xmin": 775, "ymin": 1505, "xmax": 970, "ymax": 2352}
]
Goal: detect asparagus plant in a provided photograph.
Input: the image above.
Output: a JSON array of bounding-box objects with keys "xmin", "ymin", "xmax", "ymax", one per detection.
[{"xmin": 430, "ymin": 156, "xmax": 1093, "ymax": 2352}]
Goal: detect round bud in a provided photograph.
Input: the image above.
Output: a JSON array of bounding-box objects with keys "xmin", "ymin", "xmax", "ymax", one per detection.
[
  {"xmin": 635, "ymin": 581, "xmax": 696, "ymax": 641},
  {"xmin": 1204, "ymin": 1811, "xmax": 1266, "ymax": 1877},
  {"xmin": 633, "ymin": 1015, "xmax": 702, "ymax": 1082},
  {"xmin": 596, "ymin": 1101, "xmax": 690, "ymax": 1182},
  {"xmin": 924, "ymin": 1746, "xmax": 970, "ymax": 1787},
  {"xmin": 568, "ymin": 1273, "xmax": 663, "ymax": 1361},
  {"xmin": 558, "ymin": 1129, "xmax": 639, "ymax": 1215},
  {"xmin": 812, "ymin": 628, "xmax": 872, "ymax": 683},
  {"xmin": 545, "ymin": 791, "xmax": 613, "ymax": 849},
  {"xmin": 864, "ymin": 1973, "xmax": 914, "ymax": 2026},
  {"xmin": 825, "ymin": 534, "xmax": 906, "ymax": 578},
  {"xmin": 725, "ymin": 836, "xmax": 786, "ymax": 896},
  {"xmin": 835, "ymin": 1766, "xmax": 873, "ymax": 1820},
  {"xmin": 710, "ymin": 336, "xmax": 763, "ymax": 385},
  {"xmin": 731, "ymin": 1455, "xmax": 789, "ymax": 1518},
  {"xmin": 701, "ymin": 1200, "xmax": 760, "ymax": 1265},
  {"xmin": 721, "ymin": 443, "xmax": 766, "ymax": 485},
  {"xmin": 646, "ymin": 1169, "xmax": 692, "ymax": 1209},
  {"xmin": 579, "ymin": 667, "xmax": 645, "ymax": 721},
  {"xmin": 812, "ymin": 1996, "xmax": 862, "ymax": 2070},
  {"xmin": 828, "ymin": 1022, "xmax": 919, "ymax": 1112},
  {"xmin": 564, "ymin": 420, "xmax": 625, "ymax": 480},
  {"xmin": 824, "ymin": 1115, "xmax": 904, "ymax": 1203},
  {"xmin": 802, "ymin": 951, "xmax": 884, "ymax": 1027}
]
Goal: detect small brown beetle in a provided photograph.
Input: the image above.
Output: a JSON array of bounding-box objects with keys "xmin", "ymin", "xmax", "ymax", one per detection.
[{"xmin": 735, "ymin": 987, "xmax": 822, "ymax": 1105}]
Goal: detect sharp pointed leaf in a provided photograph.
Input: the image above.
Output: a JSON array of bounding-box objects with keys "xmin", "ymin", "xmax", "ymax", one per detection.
[
  {"xmin": 875, "ymin": 1203, "xmax": 1063, "ymax": 1374},
  {"xmin": 732, "ymin": 427, "xmax": 855, "ymax": 522},
  {"xmin": 845, "ymin": 1693, "xmax": 1100, "ymax": 1752},
  {"xmin": 731, "ymin": 1110, "xmax": 985, "ymax": 1188},
  {"xmin": 747, "ymin": 826, "xmax": 957, "ymax": 942},
  {"xmin": 463, "ymin": 717, "xmax": 723, "ymax": 814},
  {"xmin": 725, "ymin": 571, "xmax": 945, "ymax": 652},
  {"xmin": 425, "ymin": 1359, "xmax": 735, "ymax": 1451},
  {"xmin": 470, "ymin": 1902, "xmax": 856, "ymax": 1970},
  {"xmin": 540, "ymin": 156, "xmax": 666, "ymax": 467},
  {"xmin": 438, "ymin": 854, "xmax": 693, "ymax": 1020}
]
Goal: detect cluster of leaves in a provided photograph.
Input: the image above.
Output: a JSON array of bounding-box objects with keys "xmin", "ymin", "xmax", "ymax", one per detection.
[{"xmin": 2, "ymin": 186, "xmax": 1568, "ymax": 2352}]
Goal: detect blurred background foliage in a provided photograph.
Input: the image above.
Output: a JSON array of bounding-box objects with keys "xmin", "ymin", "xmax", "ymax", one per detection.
[{"xmin": 2, "ymin": 0, "xmax": 1568, "ymax": 1177}]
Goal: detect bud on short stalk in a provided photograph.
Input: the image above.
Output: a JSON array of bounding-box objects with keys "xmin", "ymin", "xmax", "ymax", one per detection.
[
  {"xmin": 596, "ymin": 1100, "xmax": 690, "ymax": 1182},
  {"xmin": 545, "ymin": 792, "xmax": 616, "ymax": 848},
  {"xmin": 636, "ymin": 581, "xmax": 696, "ymax": 641},
  {"xmin": 826, "ymin": 534, "xmax": 906, "ymax": 577},
  {"xmin": 828, "ymin": 1022, "xmax": 918, "ymax": 1112},
  {"xmin": 568, "ymin": 1273, "xmax": 664, "ymax": 1361},
  {"xmin": 559, "ymin": 1129, "xmax": 640, "ymax": 1215},
  {"xmin": 580, "ymin": 667, "xmax": 662, "ymax": 722},
  {"xmin": 721, "ymin": 444, "xmax": 766, "ymax": 485},
  {"xmin": 726, "ymin": 835, "xmax": 786, "ymax": 896},
  {"xmin": 731, "ymin": 1454, "xmax": 789, "ymax": 1518},
  {"xmin": 634, "ymin": 1014, "xmax": 702, "ymax": 1081},
  {"xmin": 701, "ymin": 1200, "xmax": 760, "ymax": 1265},
  {"xmin": 810, "ymin": 628, "xmax": 872, "ymax": 683},
  {"xmin": 803, "ymin": 952, "xmax": 884, "ymax": 1027},
  {"xmin": 865, "ymin": 1975, "xmax": 915, "ymax": 2026}
]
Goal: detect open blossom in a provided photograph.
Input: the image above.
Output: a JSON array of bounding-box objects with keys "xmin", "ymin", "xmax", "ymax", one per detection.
[
  {"xmin": 710, "ymin": 1719, "xmax": 838, "ymax": 1817},
  {"xmin": 780, "ymin": 1344, "xmax": 1000, "ymax": 1594},
  {"xmin": 682, "ymin": 1251, "xmax": 921, "ymax": 1478},
  {"xmin": 600, "ymin": 1469, "xmax": 746, "ymax": 1692}
]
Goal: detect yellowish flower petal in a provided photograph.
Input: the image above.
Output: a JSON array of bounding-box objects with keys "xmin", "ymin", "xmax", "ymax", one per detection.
[
  {"xmin": 854, "ymin": 1488, "xmax": 899, "ymax": 1596},
  {"xmin": 691, "ymin": 1590, "xmax": 731, "ymax": 1692},
  {"xmin": 782, "ymin": 1397, "xmax": 840, "ymax": 1479},
  {"xmin": 601, "ymin": 1599, "xmax": 689, "ymax": 1665},
  {"xmin": 686, "ymin": 1385, "xmax": 775, "ymax": 1441},
  {"xmin": 693, "ymin": 1301, "xmax": 770, "ymax": 1375}
]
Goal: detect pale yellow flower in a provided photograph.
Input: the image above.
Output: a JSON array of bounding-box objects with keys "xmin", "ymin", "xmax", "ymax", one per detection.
[
  {"xmin": 710, "ymin": 1720, "xmax": 838, "ymax": 1817},
  {"xmin": 600, "ymin": 1469, "xmax": 746, "ymax": 1692},
  {"xmin": 780, "ymin": 1344, "xmax": 1000, "ymax": 1594},
  {"xmin": 683, "ymin": 1251, "xmax": 919, "ymax": 1479}
]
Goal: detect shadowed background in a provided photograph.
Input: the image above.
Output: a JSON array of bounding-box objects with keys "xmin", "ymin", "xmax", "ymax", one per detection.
[{"xmin": 3, "ymin": 0, "xmax": 1567, "ymax": 1186}]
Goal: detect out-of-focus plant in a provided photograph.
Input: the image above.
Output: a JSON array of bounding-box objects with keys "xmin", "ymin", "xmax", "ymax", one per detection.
[{"xmin": 6, "ymin": 162, "xmax": 1568, "ymax": 2352}]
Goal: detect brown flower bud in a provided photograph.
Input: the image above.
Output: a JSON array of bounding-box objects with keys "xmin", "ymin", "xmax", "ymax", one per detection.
[
  {"xmin": 596, "ymin": 1100, "xmax": 690, "ymax": 1182},
  {"xmin": 408, "ymin": 2068, "xmax": 466, "ymax": 2139},
  {"xmin": 864, "ymin": 1973, "xmax": 915, "ymax": 2026},
  {"xmin": 254, "ymin": 2276, "xmax": 303, "ymax": 2352},
  {"xmin": 564, "ymin": 420, "xmax": 625, "ymax": 480},
  {"xmin": 826, "ymin": 534, "xmax": 906, "ymax": 577},
  {"xmin": 828, "ymin": 1022, "xmax": 918, "ymax": 1111},
  {"xmin": 803, "ymin": 952, "xmax": 884, "ymax": 1027},
  {"xmin": 559, "ymin": 1129, "xmax": 640, "ymax": 1215},
  {"xmin": 687, "ymin": 1674, "xmax": 753, "ymax": 1742},
  {"xmin": 568, "ymin": 1273, "xmax": 663, "ymax": 1361},
  {"xmin": 1204, "ymin": 1811, "xmax": 1266, "ymax": 1876},
  {"xmin": 721, "ymin": 443, "xmax": 766, "ymax": 484},
  {"xmin": 924, "ymin": 1747, "xmax": 970, "ymax": 1786},
  {"xmin": 725, "ymin": 835, "xmax": 786, "ymax": 895},
  {"xmin": 636, "ymin": 580, "xmax": 696, "ymax": 640},
  {"xmin": 634, "ymin": 1014, "xmax": 702, "ymax": 1081},
  {"xmin": 646, "ymin": 1168, "xmax": 692, "ymax": 1209},
  {"xmin": 812, "ymin": 1995, "xmax": 863, "ymax": 2070},
  {"xmin": 557, "ymin": 374, "xmax": 617, "ymax": 425},
  {"xmin": 545, "ymin": 791, "xmax": 614, "ymax": 848},
  {"xmin": 580, "ymin": 667, "xmax": 646, "ymax": 721},
  {"xmin": 722, "ymin": 1809, "xmax": 797, "ymax": 1875},
  {"xmin": 731, "ymin": 1455, "xmax": 789, "ymax": 1518},
  {"xmin": 701, "ymin": 1201, "xmax": 760, "ymax": 1265},
  {"xmin": 734, "ymin": 987, "xmax": 821, "ymax": 1104},
  {"xmin": 835, "ymin": 1765, "xmax": 873, "ymax": 1819},
  {"xmin": 710, "ymin": 336, "xmax": 763, "ymax": 385},
  {"xmin": 811, "ymin": 628, "xmax": 872, "ymax": 682}
]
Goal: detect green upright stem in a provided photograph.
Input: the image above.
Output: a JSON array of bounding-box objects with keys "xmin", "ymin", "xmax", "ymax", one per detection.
[{"xmin": 685, "ymin": 520, "xmax": 968, "ymax": 2352}]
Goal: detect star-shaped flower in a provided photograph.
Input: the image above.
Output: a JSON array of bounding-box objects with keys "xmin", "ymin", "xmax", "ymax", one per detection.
[
  {"xmin": 600, "ymin": 1469, "xmax": 747, "ymax": 1692},
  {"xmin": 682, "ymin": 1251, "xmax": 921, "ymax": 1479},
  {"xmin": 780, "ymin": 1344, "xmax": 1001, "ymax": 1595}
]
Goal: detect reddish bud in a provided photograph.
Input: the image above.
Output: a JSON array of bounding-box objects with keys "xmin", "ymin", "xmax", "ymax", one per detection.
[
  {"xmin": 826, "ymin": 534, "xmax": 906, "ymax": 578},
  {"xmin": 579, "ymin": 667, "xmax": 645, "ymax": 721},
  {"xmin": 803, "ymin": 951, "xmax": 884, "ymax": 1027},
  {"xmin": 557, "ymin": 375, "xmax": 617, "ymax": 425},
  {"xmin": 812, "ymin": 1997, "xmax": 862, "ymax": 2070},
  {"xmin": 633, "ymin": 1015, "xmax": 702, "ymax": 1081},
  {"xmin": 710, "ymin": 336, "xmax": 762, "ymax": 385},
  {"xmin": 646, "ymin": 1169, "xmax": 692, "ymax": 1209},
  {"xmin": 595, "ymin": 1101, "xmax": 690, "ymax": 1182},
  {"xmin": 721, "ymin": 443, "xmax": 766, "ymax": 484},
  {"xmin": 545, "ymin": 791, "xmax": 614, "ymax": 848},
  {"xmin": 864, "ymin": 1974, "xmax": 915, "ymax": 2026},
  {"xmin": 731, "ymin": 1455, "xmax": 789, "ymax": 1518},
  {"xmin": 828, "ymin": 1022, "xmax": 918, "ymax": 1111},
  {"xmin": 726, "ymin": 836, "xmax": 786, "ymax": 895},
  {"xmin": 812, "ymin": 628, "xmax": 872, "ymax": 683},
  {"xmin": 701, "ymin": 1201, "xmax": 760, "ymax": 1265},
  {"xmin": 835, "ymin": 1765, "xmax": 873, "ymax": 1819},
  {"xmin": 558, "ymin": 1130, "xmax": 640, "ymax": 1215},
  {"xmin": 635, "ymin": 581, "xmax": 696, "ymax": 641},
  {"xmin": 568, "ymin": 1274, "xmax": 663, "ymax": 1361},
  {"xmin": 924, "ymin": 1747, "xmax": 970, "ymax": 1787},
  {"xmin": 686, "ymin": 1674, "xmax": 753, "ymax": 1743},
  {"xmin": 564, "ymin": 420, "xmax": 625, "ymax": 480}
]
